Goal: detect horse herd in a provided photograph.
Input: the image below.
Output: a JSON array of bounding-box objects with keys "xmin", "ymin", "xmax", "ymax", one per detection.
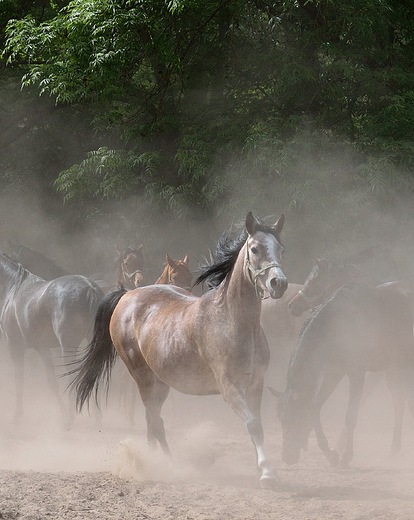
[{"xmin": 2, "ymin": 213, "xmax": 414, "ymax": 489}]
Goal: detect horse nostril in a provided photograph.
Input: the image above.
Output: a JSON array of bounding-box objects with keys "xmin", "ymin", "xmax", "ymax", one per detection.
[
  {"xmin": 270, "ymin": 277, "xmax": 288, "ymax": 289},
  {"xmin": 270, "ymin": 278, "xmax": 279, "ymax": 290}
]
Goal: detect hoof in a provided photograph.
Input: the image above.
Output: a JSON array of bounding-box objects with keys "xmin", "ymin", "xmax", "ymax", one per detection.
[
  {"xmin": 327, "ymin": 449, "xmax": 340, "ymax": 467},
  {"xmin": 259, "ymin": 475, "xmax": 278, "ymax": 490},
  {"xmin": 338, "ymin": 459, "xmax": 350, "ymax": 469}
]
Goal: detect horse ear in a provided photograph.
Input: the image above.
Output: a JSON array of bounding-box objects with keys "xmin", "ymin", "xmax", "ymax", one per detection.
[
  {"xmin": 166, "ymin": 254, "xmax": 177, "ymax": 268},
  {"xmin": 267, "ymin": 386, "xmax": 282, "ymax": 398},
  {"xmin": 245, "ymin": 212, "xmax": 256, "ymax": 235},
  {"xmin": 315, "ymin": 258, "xmax": 329, "ymax": 270},
  {"xmin": 183, "ymin": 254, "xmax": 189, "ymax": 265},
  {"xmin": 272, "ymin": 214, "xmax": 285, "ymax": 236}
]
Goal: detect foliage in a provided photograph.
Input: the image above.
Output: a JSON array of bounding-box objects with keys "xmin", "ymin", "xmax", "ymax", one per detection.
[{"xmin": 2, "ymin": 0, "xmax": 414, "ymax": 267}]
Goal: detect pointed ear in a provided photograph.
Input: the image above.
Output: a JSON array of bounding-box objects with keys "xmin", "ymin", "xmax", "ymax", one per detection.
[
  {"xmin": 245, "ymin": 212, "xmax": 256, "ymax": 235},
  {"xmin": 315, "ymin": 258, "xmax": 329, "ymax": 270},
  {"xmin": 272, "ymin": 214, "xmax": 285, "ymax": 236},
  {"xmin": 183, "ymin": 254, "xmax": 189, "ymax": 265},
  {"xmin": 166, "ymin": 254, "xmax": 177, "ymax": 268},
  {"xmin": 267, "ymin": 386, "xmax": 282, "ymax": 398}
]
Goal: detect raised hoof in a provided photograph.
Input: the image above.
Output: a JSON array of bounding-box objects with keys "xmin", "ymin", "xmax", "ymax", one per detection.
[{"xmin": 327, "ymin": 449, "xmax": 340, "ymax": 467}]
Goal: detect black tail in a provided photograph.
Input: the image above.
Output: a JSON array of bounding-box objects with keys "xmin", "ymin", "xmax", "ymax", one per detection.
[{"xmin": 69, "ymin": 287, "xmax": 127, "ymax": 412}]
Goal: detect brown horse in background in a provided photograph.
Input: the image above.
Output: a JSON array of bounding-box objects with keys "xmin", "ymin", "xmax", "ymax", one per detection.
[
  {"xmin": 155, "ymin": 254, "xmax": 193, "ymax": 291},
  {"xmin": 114, "ymin": 245, "xmax": 145, "ymax": 289},
  {"xmin": 72, "ymin": 212, "xmax": 287, "ymax": 488}
]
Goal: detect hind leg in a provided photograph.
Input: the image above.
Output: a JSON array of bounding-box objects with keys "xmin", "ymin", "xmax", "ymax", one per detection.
[
  {"xmin": 9, "ymin": 346, "xmax": 25, "ymax": 423},
  {"xmin": 128, "ymin": 364, "xmax": 171, "ymax": 455},
  {"xmin": 36, "ymin": 347, "xmax": 70, "ymax": 425},
  {"xmin": 385, "ymin": 368, "xmax": 406, "ymax": 455}
]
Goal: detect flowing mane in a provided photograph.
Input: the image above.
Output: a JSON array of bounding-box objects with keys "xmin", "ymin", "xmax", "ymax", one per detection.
[{"xmin": 195, "ymin": 218, "xmax": 282, "ymax": 289}]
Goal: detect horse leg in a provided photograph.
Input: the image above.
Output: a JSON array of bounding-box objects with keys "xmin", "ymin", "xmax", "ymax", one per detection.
[
  {"xmin": 337, "ymin": 371, "xmax": 383, "ymax": 451},
  {"xmin": 339, "ymin": 372, "xmax": 365, "ymax": 468},
  {"xmin": 313, "ymin": 367, "xmax": 344, "ymax": 467},
  {"xmin": 9, "ymin": 346, "xmax": 25, "ymax": 424},
  {"xmin": 36, "ymin": 347, "xmax": 70, "ymax": 425},
  {"xmin": 221, "ymin": 377, "xmax": 276, "ymax": 489},
  {"xmin": 131, "ymin": 365, "xmax": 171, "ymax": 455},
  {"xmin": 385, "ymin": 368, "xmax": 406, "ymax": 455}
]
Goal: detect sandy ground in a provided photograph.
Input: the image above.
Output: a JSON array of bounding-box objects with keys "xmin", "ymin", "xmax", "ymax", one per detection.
[{"xmin": 1, "ymin": 348, "xmax": 414, "ymax": 519}]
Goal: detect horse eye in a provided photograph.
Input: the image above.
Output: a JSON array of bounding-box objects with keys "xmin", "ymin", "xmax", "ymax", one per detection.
[{"xmin": 250, "ymin": 246, "xmax": 259, "ymax": 255}]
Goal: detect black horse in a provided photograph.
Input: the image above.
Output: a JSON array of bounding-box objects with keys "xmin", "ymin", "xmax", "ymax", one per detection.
[
  {"xmin": 0, "ymin": 252, "xmax": 104, "ymax": 424},
  {"xmin": 277, "ymin": 280, "xmax": 414, "ymax": 468}
]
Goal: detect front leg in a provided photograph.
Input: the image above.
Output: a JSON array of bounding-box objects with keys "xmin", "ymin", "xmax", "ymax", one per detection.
[
  {"xmin": 340, "ymin": 371, "xmax": 365, "ymax": 468},
  {"xmin": 313, "ymin": 367, "xmax": 344, "ymax": 466}
]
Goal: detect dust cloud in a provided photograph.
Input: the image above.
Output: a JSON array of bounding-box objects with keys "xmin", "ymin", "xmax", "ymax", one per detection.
[{"xmin": 1, "ymin": 145, "xmax": 414, "ymax": 520}]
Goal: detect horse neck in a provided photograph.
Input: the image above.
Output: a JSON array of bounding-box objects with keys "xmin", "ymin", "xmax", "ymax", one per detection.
[
  {"xmin": 219, "ymin": 243, "xmax": 262, "ymax": 321},
  {"xmin": 116, "ymin": 266, "xmax": 131, "ymax": 289},
  {"xmin": 0, "ymin": 261, "xmax": 31, "ymax": 309},
  {"xmin": 287, "ymin": 311, "xmax": 330, "ymax": 397},
  {"xmin": 330, "ymin": 263, "xmax": 373, "ymax": 293},
  {"xmin": 155, "ymin": 265, "xmax": 170, "ymax": 284}
]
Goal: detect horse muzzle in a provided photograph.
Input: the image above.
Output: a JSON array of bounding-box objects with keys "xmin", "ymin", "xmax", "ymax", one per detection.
[{"xmin": 268, "ymin": 276, "xmax": 288, "ymax": 299}]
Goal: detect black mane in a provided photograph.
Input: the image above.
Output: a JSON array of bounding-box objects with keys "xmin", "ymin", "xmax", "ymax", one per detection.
[{"xmin": 195, "ymin": 218, "xmax": 280, "ymax": 289}]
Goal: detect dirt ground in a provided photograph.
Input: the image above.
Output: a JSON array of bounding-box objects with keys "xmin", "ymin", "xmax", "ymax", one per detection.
[{"xmin": 1, "ymin": 349, "xmax": 414, "ymax": 520}]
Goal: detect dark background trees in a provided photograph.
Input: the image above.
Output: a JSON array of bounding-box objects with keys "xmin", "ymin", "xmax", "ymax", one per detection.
[{"xmin": 1, "ymin": 0, "xmax": 414, "ymax": 281}]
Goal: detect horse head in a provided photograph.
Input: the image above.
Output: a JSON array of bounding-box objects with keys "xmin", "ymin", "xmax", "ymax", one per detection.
[
  {"xmin": 276, "ymin": 388, "xmax": 315, "ymax": 465},
  {"xmin": 115, "ymin": 245, "xmax": 144, "ymax": 289},
  {"xmin": 166, "ymin": 254, "xmax": 193, "ymax": 291},
  {"xmin": 244, "ymin": 212, "xmax": 288, "ymax": 300},
  {"xmin": 288, "ymin": 258, "xmax": 333, "ymax": 316}
]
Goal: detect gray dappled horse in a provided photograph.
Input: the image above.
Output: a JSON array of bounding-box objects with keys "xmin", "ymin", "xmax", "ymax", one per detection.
[{"xmin": 72, "ymin": 212, "xmax": 288, "ymax": 488}]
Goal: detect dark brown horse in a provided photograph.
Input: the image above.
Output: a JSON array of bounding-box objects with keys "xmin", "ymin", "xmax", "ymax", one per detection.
[
  {"xmin": 261, "ymin": 283, "xmax": 308, "ymax": 391},
  {"xmin": 276, "ymin": 278, "xmax": 414, "ymax": 468},
  {"xmin": 72, "ymin": 212, "xmax": 288, "ymax": 488},
  {"xmin": 288, "ymin": 257, "xmax": 378, "ymax": 317},
  {"xmin": 8, "ymin": 239, "xmax": 69, "ymax": 280},
  {"xmin": 287, "ymin": 257, "xmax": 414, "ymax": 455},
  {"xmin": 114, "ymin": 245, "xmax": 145, "ymax": 289},
  {"xmin": 0, "ymin": 252, "xmax": 104, "ymax": 424}
]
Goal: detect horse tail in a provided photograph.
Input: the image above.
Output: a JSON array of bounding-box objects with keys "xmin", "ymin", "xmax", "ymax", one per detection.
[{"xmin": 69, "ymin": 286, "xmax": 127, "ymax": 412}]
